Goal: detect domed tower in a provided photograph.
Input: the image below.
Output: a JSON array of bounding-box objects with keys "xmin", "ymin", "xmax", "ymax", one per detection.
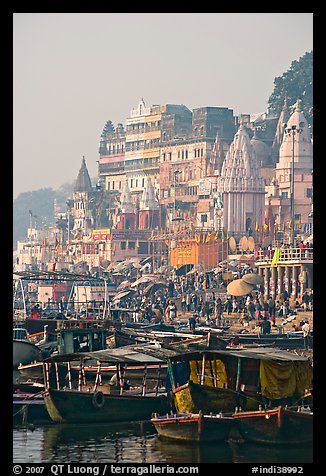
[
  {"xmin": 218, "ymin": 125, "xmax": 265, "ymax": 235},
  {"xmin": 138, "ymin": 177, "xmax": 160, "ymax": 229},
  {"xmin": 275, "ymin": 99, "xmax": 313, "ymax": 231},
  {"xmin": 117, "ymin": 181, "xmax": 136, "ymax": 230}
]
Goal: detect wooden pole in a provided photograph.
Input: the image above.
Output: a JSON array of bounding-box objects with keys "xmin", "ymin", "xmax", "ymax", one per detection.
[
  {"xmin": 67, "ymin": 361, "xmax": 72, "ymax": 390},
  {"xmin": 200, "ymin": 353, "xmax": 206, "ymax": 385},
  {"xmin": 54, "ymin": 362, "xmax": 60, "ymax": 390}
]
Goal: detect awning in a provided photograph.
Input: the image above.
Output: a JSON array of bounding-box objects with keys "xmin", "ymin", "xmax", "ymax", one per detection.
[
  {"xmin": 130, "ymin": 275, "xmax": 157, "ymax": 287},
  {"xmin": 112, "ymin": 289, "xmax": 136, "ymax": 301}
]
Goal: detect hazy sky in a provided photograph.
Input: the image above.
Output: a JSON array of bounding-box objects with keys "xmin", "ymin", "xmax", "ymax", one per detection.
[{"xmin": 13, "ymin": 12, "xmax": 313, "ymax": 199}]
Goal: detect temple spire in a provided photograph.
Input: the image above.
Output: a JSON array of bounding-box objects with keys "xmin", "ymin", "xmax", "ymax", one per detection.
[{"xmin": 74, "ymin": 156, "xmax": 92, "ymax": 192}]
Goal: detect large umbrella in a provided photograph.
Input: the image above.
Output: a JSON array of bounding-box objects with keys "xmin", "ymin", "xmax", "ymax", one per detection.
[
  {"xmin": 227, "ymin": 278, "xmax": 255, "ymax": 297},
  {"xmin": 116, "ymin": 280, "xmax": 132, "ymax": 291},
  {"xmin": 112, "ymin": 289, "xmax": 136, "ymax": 301},
  {"xmin": 130, "ymin": 275, "xmax": 156, "ymax": 287},
  {"xmin": 242, "ymin": 273, "xmax": 264, "ymax": 285},
  {"xmin": 143, "ymin": 280, "xmax": 168, "ymax": 295}
]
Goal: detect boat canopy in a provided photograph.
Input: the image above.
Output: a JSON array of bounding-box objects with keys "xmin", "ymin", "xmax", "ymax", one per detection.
[
  {"xmin": 167, "ymin": 347, "xmax": 311, "ymax": 363},
  {"xmin": 43, "ymin": 343, "xmax": 177, "ymax": 365}
]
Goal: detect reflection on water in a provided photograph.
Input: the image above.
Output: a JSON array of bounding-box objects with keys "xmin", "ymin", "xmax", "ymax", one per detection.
[{"xmin": 13, "ymin": 421, "xmax": 313, "ymax": 464}]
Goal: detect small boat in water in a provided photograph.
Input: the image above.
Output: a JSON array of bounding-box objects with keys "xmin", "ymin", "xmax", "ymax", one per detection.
[
  {"xmin": 232, "ymin": 405, "xmax": 313, "ymax": 445},
  {"xmin": 151, "ymin": 411, "xmax": 234, "ymax": 442},
  {"xmin": 43, "ymin": 345, "xmax": 170, "ymax": 423},
  {"xmin": 13, "ymin": 327, "xmax": 43, "ymax": 368},
  {"xmin": 13, "ymin": 391, "xmax": 52, "ymax": 425},
  {"xmin": 166, "ymin": 347, "xmax": 313, "ymax": 415}
]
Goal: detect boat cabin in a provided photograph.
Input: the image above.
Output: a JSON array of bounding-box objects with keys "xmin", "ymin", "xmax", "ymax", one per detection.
[
  {"xmin": 13, "ymin": 327, "xmax": 29, "ymax": 340},
  {"xmin": 56, "ymin": 322, "xmax": 108, "ymax": 354}
]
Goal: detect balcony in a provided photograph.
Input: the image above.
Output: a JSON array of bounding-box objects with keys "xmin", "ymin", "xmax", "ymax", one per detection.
[{"xmin": 255, "ymin": 247, "xmax": 313, "ymax": 266}]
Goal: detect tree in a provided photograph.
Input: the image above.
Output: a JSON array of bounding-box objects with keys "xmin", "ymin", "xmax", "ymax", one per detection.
[{"xmin": 268, "ymin": 51, "xmax": 313, "ymax": 129}]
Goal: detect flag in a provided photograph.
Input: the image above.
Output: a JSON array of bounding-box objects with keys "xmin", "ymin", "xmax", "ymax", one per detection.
[
  {"xmin": 297, "ymin": 218, "xmax": 302, "ymax": 230},
  {"xmin": 255, "ymin": 221, "xmax": 259, "ymax": 232},
  {"xmin": 136, "ymin": 239, "xmax": 139, "ymax": 248},
  {"xmin": 271, "ymin": 248, "xmax": 281, "ymax": 267},
  {"xmin": 288, "ymin": 219, "xmax": 293, "ymax": 230}
]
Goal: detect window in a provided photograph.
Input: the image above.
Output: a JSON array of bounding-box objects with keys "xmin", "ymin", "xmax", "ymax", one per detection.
[
  {"xmin": 306, "ymin": 188, "xmax": 313, "ymax": 198},
  {"xmin": 121, "ymin": 242, "xmax": 126, "ymax": 250},
  {"xmin": 281, "ymin": 191, "xmax": 288, "ymax": 198}
]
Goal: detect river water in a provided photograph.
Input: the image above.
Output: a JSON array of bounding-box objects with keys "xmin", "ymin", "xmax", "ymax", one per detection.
[
  {"xmin": 13, "ymin": 420, "xmax": 313, "ymax": 464},
  {"xmin": 12, "ymin": 367, "xmax": 313, "ymax": 465}
]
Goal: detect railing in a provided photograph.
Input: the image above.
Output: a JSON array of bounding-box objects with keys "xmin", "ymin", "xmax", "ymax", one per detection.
[{"xmin": 255, "ymin": 247, "xmax": 313, "ymax": 264}]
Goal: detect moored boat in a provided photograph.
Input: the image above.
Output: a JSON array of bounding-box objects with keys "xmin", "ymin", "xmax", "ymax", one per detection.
[
  {"xmin": 42, "ymin": 345, "xmax": 170, "ymax": 423},
  {"xmin": 166, "ymin": 347, "xmax": 313, "ymax": 415},
  {"xmin": 151, "ymin": 411, "xmax": 234, "ymax": 442},
  {"xmin": 232, "ymin": 405, "xmax": 313, "ymax": 445},
  {"xmin": 13, "ymin": 391, "xmax": 52, "ymax": 425},
  {"xmin": 13, "ymin": 327, "xmax": 43, "ymax": 368}
]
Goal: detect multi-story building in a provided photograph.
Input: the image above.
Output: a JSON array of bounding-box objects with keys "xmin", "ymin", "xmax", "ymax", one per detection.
[{"xmin": 159, "ymin": 106, "xmax": 236, "ymax": 230}]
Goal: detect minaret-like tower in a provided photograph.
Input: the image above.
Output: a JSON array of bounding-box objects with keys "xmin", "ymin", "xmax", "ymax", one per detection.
[
  {"xmin": 271, "ymin": 96, "xmax": 289, "ymax": 164},
  {"xmin": 218, "ymin": 125, "xmax": 265, "ymax": 235},
  {"xmin": 138, "ymin": 177, "xmax": 160, "ymax": 229},
  {"xmin": 73, "ymin": 156, "xmax": 93, "ymax": 234},
  {"xmin": 209, "ymin": 132, "xmax": 225, "ymax": 176},
  {"xmin": 117, "ymin": 181, "xmax": 136, "ymax": 230}
]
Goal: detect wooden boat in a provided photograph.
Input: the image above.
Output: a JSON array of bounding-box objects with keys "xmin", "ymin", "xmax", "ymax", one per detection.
[
  {"xmin": 18, "ymin": 359, "xmax": 167, "ymax": 386},
  {"xmin": 166, "ymin": 347, "xmax": 313, "ymax": 415},
  {"xmin": 42, "ymin": 345, "xmax": 170, "ymax": 423},
  {"xmin": 13, "ymin": 327, "xmax": 43, "ymax": 368},
  {"xmin": 44, "ymin": 387, "xmax": 168, "ymax": 424},
  {"xmin": 151, "ymin": 411, "xmax": 234, "ymax": 442},
  {"xmin": 18, "ymin": 321, "xmax": 111, "ymax": 383},
  {"xmin": 223, "ymin": 332, "xmax": 312, "ymax": 350},
  {"xmin": 13, "ymin": 392, "xmax": 52, "ymax": 425},
  {"xmin": 233, "ymin": 405, "xmax": 313, "ymax": 445}
]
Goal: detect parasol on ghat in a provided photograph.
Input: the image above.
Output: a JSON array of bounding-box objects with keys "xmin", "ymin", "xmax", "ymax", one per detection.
[{"xmin": 227, "ymin": 278, "xmax": 255, "ymax": 297}]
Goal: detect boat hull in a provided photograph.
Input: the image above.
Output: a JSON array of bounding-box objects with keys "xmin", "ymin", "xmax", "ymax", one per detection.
[
  {"xmin": 13, "ymin": 340, "xmax": 43, "ymax": 368},
  {"xmin": 173, "ymin": 381, "xmax": 259, "ymax": 414},
  {"xmin": 151, "ymin": 413, "xmax": 234, "ymax": 442},
  {"xmin": 43, "ymin": 387, "xmax": 169, "ymax": 423},
  {"xmin": 13, "ymin": 394, "xmax": 52, "ymax": 424},
  {"xmin": 233, "ymin": 406, "xmax": 313, "ymax": 445}
]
